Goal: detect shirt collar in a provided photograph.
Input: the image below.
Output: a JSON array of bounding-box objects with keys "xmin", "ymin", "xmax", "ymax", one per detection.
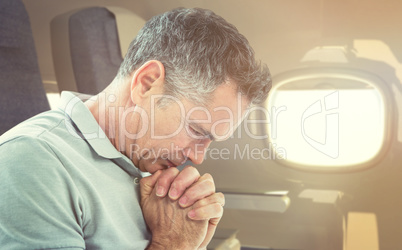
[{"xmin": 58, "ymin": 91, "xmax": 144, "ymax": 176}]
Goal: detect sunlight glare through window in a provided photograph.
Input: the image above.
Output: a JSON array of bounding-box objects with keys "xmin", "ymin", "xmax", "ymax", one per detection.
[{"xmin": 267, "ymin": 75, "xmax": 386, "ymax": 169}]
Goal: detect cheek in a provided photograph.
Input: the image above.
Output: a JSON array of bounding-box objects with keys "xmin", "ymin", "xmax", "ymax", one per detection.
[
  {"xmin": 157, "ymin": 131, "xmax": 193, "ymax": 154},
  {"xmin": 152, "ymin": 103, "xmax": 187, "ymax": 137},
  {"xmin": 152, "ymin": 118, "xmax": 185, "ymax": 137},
  {"xmin": 210, "ymin": 122, "xmax": 232, "ymax": 140}
]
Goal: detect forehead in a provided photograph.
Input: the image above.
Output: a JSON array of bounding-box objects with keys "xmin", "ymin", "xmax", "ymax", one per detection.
[
  {"xmin": 184, "ymin": 83, "xmax": 247, "ymax": 113},
  {"xmin": 211, "ymin": 83, "xmax": 246, "ymax": 112}
]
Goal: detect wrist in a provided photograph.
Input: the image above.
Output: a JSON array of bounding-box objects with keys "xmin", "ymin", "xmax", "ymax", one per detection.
[
  {"xmin": 146, "ymin": 240, "xmax": 165, "ymax": 250},
  {"xmin": 147, "ymin": 238, "xmax": 196, "ymax": 250}
]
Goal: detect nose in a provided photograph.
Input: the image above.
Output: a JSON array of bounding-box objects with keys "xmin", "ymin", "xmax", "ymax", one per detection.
[{"xmin": 184, "ymin": 139, "xmax": 212, "ymax": 165}]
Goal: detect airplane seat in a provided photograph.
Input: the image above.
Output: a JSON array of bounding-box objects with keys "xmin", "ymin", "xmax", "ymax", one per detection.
[
  {"xmin": 0, "ymin": 0, "xmax": 50, "ymax": 135},
  {"xmin": 51, "ymin": 6, "xmax": 145, "ymax": 95}
]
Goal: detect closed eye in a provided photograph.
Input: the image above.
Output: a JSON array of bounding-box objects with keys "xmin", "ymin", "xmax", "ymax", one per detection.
[
  {"xmin": 189, "ymin": 126, "xmax": 204, "ymax": 137},
  {"xmin": 187, "ymin": 123, "xmax": 215, "ymax": 141}
]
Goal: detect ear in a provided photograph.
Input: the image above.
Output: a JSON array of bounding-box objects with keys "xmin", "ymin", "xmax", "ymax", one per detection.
[{"xmin": 130, "ymin": 60, "xmax": 165, "ymax": 104}]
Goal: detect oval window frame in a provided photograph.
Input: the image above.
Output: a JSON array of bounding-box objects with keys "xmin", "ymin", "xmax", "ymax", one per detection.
[{"xmin": 261, "ymin": 68, "xmax": 394, "ymax": 173}]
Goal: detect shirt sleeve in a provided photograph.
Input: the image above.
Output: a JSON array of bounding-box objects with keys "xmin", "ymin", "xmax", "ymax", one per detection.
[{"xmin": 0, "ymin": 136, "xmax": 86, "ymax": 249}]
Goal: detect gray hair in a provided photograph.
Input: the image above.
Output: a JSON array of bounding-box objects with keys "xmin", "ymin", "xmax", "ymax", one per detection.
[{"xmin": 117, "ymin": 8, "xmax": 272, "ymax": 106}]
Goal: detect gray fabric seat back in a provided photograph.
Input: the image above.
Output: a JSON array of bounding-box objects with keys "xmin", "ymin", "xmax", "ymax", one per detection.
[
  {"xmin": 69, "ymin": 7, "xmax": 122, "ymax": 95},
  {"xmin": 51, "ymin": 7, "xmax": 145, "ymax": 95},
  {"xmin": 0, "ymin": 0, "xmax": 50, "ymax": 135}
]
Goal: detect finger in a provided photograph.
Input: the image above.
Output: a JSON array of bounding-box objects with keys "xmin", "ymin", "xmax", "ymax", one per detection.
[
  {"xmin": 155, "ymin": 167, "xmax": 180, "ymax": 197},
  {"xmin": 178, "ymin": 173, "xmax": 215, "ymax": 208},
  {"xmin": 140, "ymin": 170, "xmax": 162, "ymax": 204},
  {"xmin": 192, "ymin": 192, "xmax": 225, "ymax": 210},
  {"xmin": 199, "ymin": 221, "xmax": 219, "ymax": 249},
  {"xmin": 168, "ymin": 165, "xmax": 200, "ymax": 200},
  {"xmin": 188, "ymin": 202, "xmax": 224, "ymax": 221}
]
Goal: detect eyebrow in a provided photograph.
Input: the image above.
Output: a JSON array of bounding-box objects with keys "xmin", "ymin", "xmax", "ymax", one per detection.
[{"xmin": 190, "ymin": 122, "xmax": 216, "ymax": 141}]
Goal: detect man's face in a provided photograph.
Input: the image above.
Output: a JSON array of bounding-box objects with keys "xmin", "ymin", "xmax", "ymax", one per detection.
[{"xmin": 126, "ymin": 82, "xmax": 249, "ymax": 174}]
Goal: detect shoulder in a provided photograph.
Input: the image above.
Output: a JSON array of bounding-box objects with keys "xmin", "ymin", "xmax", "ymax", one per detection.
[
  {"xmin": 0, "ymin": 135, "xmax": 70, "ymax": 193},
  {"xmin": 0, "ymin": 109, "xmax": 78, "ymax": 157},
  {"xmin": 0, "ymin": 120, "xmax": 74, "ymax": 186},
  {"xmin": 0, "ymin": 112, "xmax": 87, "ymax": 248},
  {"xmin": 0, "ymin": 109, "xmax": 68, "ymax": 144},
  {"xmin": 0, "ymin": 134, "xmax": 56, "ymax": 164},
  {"xmin": 0, "ymin": 136, "xmax": 86, "ymax": 248}
]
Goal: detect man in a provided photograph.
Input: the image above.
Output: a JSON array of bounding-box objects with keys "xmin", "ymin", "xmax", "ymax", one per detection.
[{"xmin": 0, "ymin": 7, "xmax": 271, "ymax": 249}]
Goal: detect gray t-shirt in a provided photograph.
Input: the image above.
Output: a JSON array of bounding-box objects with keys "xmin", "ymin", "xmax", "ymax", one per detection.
[{"xmin": 0, "ymin": 91, "xmax": 151, "ymax": 249}]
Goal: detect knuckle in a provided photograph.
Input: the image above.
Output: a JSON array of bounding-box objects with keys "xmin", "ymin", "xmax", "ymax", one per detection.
[
  {"xmin": 213, "ymin": 203, "xmax": 224, "ymax": 215},
  {"xmin": 216, "ymin": 192, "xmax": 225, "ymax": 199},
  {"xmin": 171, "ymin": 178, "xmax": 184, "ymax": 191},
  {"xmin": 184, "ymin": 165, "xmax": 199, "ymax": 176},
  {"xmin": 162, "ymin": 169, "xmax": 179, "ymax": 182},
  {"xmin": 175, "ymin": 166, "xmax": 201, "ymax": 188},
  {"xmin": 202, "ymin": 179, "xmax": 216, "ymax": 192},
  {"xmin": 183, "ymin": 187, "xmax": 196, "ymax": 198},
  {"xmin": 156, "ymin": 176, "xmax": 168, "ymax": 187},
  {"xmin": 197, "ymin": 198, "xmax": 208, "ymax": 207},
  {"xmin": 157, "ymin": 177, "xmax": 171, "ymax": 188},
  {"xmin": 198, "ymin": 208, "xmax": 207, "ymax": 219},
  {"xmin": 166, "ymin": 166, "xmax": 180, "ymax": 176},
  {"xmin": 202, "ymin": 173, "xmax": 213, "ymax": 181},
  {"xmin": 139, "ymin": 178, "xmax": 147, "ymax": 186},
  {"xmin": 217, "ymin": 192, "xmax": 225, "ymax": 205}
]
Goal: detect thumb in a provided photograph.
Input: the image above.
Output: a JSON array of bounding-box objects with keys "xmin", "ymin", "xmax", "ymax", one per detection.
[{"xmin": 140, "ymin": 170, "xmax": 162, "ymax": 203}]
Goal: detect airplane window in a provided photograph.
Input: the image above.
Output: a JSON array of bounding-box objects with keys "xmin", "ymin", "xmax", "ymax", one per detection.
[{"xmin": 266, "ymin": 70, "xmax": 389, "ymax": 171}]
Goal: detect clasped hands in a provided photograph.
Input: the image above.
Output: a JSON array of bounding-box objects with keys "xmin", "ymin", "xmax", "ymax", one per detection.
[{"xmin": 140, "ymin": 166, "xmax": 225, "ymax": 249}]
